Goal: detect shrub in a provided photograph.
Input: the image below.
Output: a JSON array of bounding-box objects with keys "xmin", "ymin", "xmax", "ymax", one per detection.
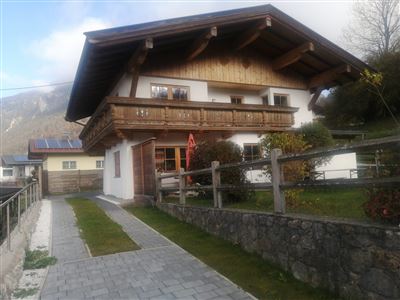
[
  {"xmin": 363, "ymin": 188, "xmax": 400, "ymax": 224},
  {"xmin": 363, "ymin": 149, "xmax": 400, "ymax": 224},
  {"xmin": 299, "ymin": 121, "xmax": 334, "ymax": 149},
  {"xmin": 260, "ymin": 133, "xmax": 309, "ymax": 181},
  {"xmin": 189, "ymin": 140, "xmax": 252, "ymax": 202}
]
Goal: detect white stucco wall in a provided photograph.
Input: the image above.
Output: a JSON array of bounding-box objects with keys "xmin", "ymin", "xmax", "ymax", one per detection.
[
  {"xmin": 44, "ymin": 154, "xmax": 104, "ymax": 172},
  {"xmin": 208, "ymin": 87, "xmax": 262, "ymax": 104},
  {"xmin": 315, "ymin": 153, "xmax": 358, "ymax": 179},
  {"xmin": 268, "ymin": 87, "xmax": 313, "ymax": 127},
  {"xmin": 103, "ymin": 134, "xmax": 154, "ymax": 200}
]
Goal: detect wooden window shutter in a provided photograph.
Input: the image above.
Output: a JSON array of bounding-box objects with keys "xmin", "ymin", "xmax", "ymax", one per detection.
[{"xmin": 114, "ymin": 151, "xmax": 121, "ymax": 177}]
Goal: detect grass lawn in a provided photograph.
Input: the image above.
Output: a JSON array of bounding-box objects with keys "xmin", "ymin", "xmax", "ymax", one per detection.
[
  {"xmin": 164, "ymin": 188, "xmax": 368, "ymax": 220},
  {"xmin": 67, "ymin": 198, "xmax": 140, "ymax": 256},
  {"xmin": 126, "ymin": 206, "xmax": 339, "ymax": 300}
]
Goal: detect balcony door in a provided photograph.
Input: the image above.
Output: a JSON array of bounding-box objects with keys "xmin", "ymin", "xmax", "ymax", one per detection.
[{"xmin": 132, "ymin": 139, "xmax": 156, "ymax": 199}]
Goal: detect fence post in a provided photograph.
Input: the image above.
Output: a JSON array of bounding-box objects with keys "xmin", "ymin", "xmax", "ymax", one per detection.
[
  {"xmin": 18, "ymin": 194, "xmax": 21, "ymax": 231},
  {"xmin": 7, "ymin": 203, "xmax": 10, "ymax": 250},
  {"xmin": 179, "ymin": 168, "xmax": 186, "ymax": 205},
  {"xmin": 271, "ymin": 148, "xmax": 285, "ymax": 214},
  {"xmin": 155, "ymin": 170, "xmax": 162, "ymax": 203},
  {"xmin": 211, "ymin": 161, "xmax": 222, "ymax": 208}
]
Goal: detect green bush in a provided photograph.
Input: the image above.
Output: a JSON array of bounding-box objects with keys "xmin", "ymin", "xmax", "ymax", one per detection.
[
  {"xmin": 189, "ymin": 140, "xmax": 252, "ymax": 202},
  {"xmin": 363, "ymin": 149, "xmax": 400, "ymax": 224},
  {"xmin": 299, "ymin": 121, "xmax": 334, "ymax": 149},
  {"xmin": 23, "ymin": 250, "xmax": 57, "ymax": 269}
]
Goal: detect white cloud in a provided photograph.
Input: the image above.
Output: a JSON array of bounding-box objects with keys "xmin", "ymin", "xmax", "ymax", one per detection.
[{"xmin": 30, "ymin": 18, "xmax": 111, "ymax": 81}]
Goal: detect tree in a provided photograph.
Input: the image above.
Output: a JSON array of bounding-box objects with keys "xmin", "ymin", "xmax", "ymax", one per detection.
[{"xmin": 343, "ymin": 0, "xmax": 400, "ymax": 59}]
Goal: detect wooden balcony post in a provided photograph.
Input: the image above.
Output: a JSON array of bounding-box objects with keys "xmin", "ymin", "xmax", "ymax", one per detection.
[
  {"xmin": 179, "ymin": 168, "xmax": 186, "ymax": 205},
  {"xmin": 271, "ymin": 148, "xmax": 285, "ymax": 214},
  {"xmin": 211, "ymin": 161, "xmax": 222, "ymax": 208}
]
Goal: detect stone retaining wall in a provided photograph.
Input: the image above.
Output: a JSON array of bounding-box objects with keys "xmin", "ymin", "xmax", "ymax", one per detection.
[{"xmin": 157, "ymin": 203, "xmax": 400, "ymax": 300}]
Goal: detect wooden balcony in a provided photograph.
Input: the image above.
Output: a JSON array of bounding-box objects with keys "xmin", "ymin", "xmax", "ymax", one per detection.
[{"xmin": 80, "ymin": 96, "xmax": 298, "ymax": 151}]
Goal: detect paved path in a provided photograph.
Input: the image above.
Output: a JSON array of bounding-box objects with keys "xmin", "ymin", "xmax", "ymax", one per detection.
[{"xmin": 41, "ymin": 196, "xmax": 253, "ymax": 300}]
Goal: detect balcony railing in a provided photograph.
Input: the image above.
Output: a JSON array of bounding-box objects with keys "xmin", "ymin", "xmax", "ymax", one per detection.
[{"xmin": 80, "ymin": 96, "xmax": 299, "ymax": 150}]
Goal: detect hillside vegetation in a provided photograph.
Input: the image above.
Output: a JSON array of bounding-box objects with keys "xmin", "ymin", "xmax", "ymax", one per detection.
[{"xmin": 1, "ymin": 85, "xmax": 82, "ymax": 154}]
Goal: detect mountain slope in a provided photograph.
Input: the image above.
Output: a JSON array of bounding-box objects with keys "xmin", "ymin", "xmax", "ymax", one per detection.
[{"xmin": 1, "ymin": 85, "xmax": 83, "ymax": 154}]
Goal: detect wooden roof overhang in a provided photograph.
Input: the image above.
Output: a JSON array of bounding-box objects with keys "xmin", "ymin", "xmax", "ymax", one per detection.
[{"xmin": 66, "ymin": 4, "xmax": 373, "ymax": 121}]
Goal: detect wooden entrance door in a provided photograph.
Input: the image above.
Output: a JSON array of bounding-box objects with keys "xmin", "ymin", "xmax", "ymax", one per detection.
[{"xmin": 132, "ymin": 139, "xmax": 156, "ymax": 199}]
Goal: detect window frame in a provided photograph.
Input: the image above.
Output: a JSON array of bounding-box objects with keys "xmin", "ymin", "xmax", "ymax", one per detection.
[
  {"xmin": 243, "ymin": 143, "xmax": 261, "ymax": 162},
  {"xmin": 150, "ymin": 83, "xmax": 190, "ymax": 101},
  {"xmin": 114, "ymin": 151, "xmax": 121, "ymax": 178},
  {"xmin": 273, "ymin": 93, "xmax": 290, "ymax": 107},
  {"xmin": 155, "ymin": 146, "xmax": 187, "ymax": 172},
  {"xmin": 62, "ymin": 161, "xmax": 77, "ymax": 170},
  {"xmin": 96, "ymin": 160, "xmax": 104, "ymax": 169},
  {"xmin": 2, "ymin": 168, "xmax": 13, "ymax": 177},
  {"xmin": 230, "ymin": 95, "xmax": 243, "ymax": 105}
]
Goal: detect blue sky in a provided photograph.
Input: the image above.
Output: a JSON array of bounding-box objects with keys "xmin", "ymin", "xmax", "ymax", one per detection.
[{"xmin": 0, "ymin": 0, "xmax": 354, "ymax": 97}]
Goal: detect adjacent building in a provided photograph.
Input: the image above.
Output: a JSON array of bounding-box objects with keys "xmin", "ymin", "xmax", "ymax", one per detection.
[
  {"xmin": 0, "ymin": 155, "xmax": 42, "ymax": 185},
  {"xmin": 28, "ymin": 139, "xmax": 104, "ymax": 194},
  {"xmin": 65, "ymin": 5, "xmax": 372, "ymax": 200}
]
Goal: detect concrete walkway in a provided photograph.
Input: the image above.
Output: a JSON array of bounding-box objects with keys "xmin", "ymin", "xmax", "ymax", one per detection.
[{"xmin": 41, "ymin": 196, "xmax": 253, "ymax": 300}]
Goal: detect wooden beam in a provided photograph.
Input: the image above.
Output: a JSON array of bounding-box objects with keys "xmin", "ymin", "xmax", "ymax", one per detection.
[
  {"xmin": 233, "ymin": 16, "xmax": 272, "ymax": 50},
  {"xmin": 186, "ymin": 27, "xmax": 217, "ymax": 61},
  {"xmin": 128, "ymin": 38, "xmax": 153, "ymax": 97},
  {"xmin": 309, "ymin": 64, "xmax": 351, "ymax": 89},
  {"xmin": 272, "ymin": 42, "xmax": 314, "ymax": 70},
  {"xmin": 307, "ymin": 86, "xmax": 324, "ymax": 111},
  {"xmin": 126, "ymin": 38, "xmax": 153, "ymax": 73}
]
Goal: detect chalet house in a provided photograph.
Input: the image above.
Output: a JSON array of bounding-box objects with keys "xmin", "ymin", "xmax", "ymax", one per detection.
[
  {"xmin": 66, "ymin": 5, "xmax": 372, "ymax": 201},
  {"xmin": 28, "ymin": 139, "xmax": 104, "ymax": 194},
  {"xmin": 0, "ymin": 155, "xmax": 42, "ymax": 185}
]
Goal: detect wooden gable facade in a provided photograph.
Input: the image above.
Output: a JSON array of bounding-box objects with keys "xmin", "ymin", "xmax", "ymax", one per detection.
[{"xmin": 67, "ymin": 5, "xmax": 373, "ymax": 154}]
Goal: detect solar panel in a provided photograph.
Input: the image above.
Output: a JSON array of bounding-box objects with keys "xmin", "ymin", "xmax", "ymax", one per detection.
[
  {"xmin": 14, "ymin": 155, "xmax": 28, "ymax": 162},
  {"xmin": 58, "ymin": 140, "xmax": 71, "ymax": 149},
  {"xmin": 70, "ymin": 140, "xmax": 82, "ymax": 148},
  {"xmin": 47, "ymin": 139, "xmax": 60, "ymax": 148},
  {"xmin": 35, "ymin": 139, "xmax": 48, "ymax": 149}
]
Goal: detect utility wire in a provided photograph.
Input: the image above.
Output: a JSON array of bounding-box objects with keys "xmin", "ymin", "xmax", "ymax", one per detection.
[{"xmin": 0, "ymin": 81, "xmax": 73, "ymax": 91}]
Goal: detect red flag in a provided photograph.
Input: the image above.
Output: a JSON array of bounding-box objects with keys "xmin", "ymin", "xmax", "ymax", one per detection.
[{"xmin": 186, "ymin": 133, "xmax": 196, "ymax": 170}]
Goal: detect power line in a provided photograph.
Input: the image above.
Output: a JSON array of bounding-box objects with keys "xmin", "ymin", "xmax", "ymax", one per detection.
[{"xmin": 0, "ymin": 81, "xmax": 73, "ymax": 91}]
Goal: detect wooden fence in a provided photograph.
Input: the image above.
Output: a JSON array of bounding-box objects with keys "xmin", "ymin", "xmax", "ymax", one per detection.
[{"xmin": 155, "ymin": 135, "xmax": 400, "ymax": 214}]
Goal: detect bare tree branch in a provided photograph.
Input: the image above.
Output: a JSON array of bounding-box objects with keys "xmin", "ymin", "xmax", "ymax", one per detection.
[{"xmin": 343, "ymin": 0, "xmax": 400, "ymax": 58}]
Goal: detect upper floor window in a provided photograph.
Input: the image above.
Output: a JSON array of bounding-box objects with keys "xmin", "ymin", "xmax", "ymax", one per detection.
[
  {"xmin": 62, "ymin": 161, "xmax": 77, "ymax": 170},
  {"xmin": 114, "ymin": 151, "xmax": 120, "ymax": 177},
  {"xmin": 274, "ymin": 94, "xmax": 289, "ymax": 106},
  {"xmin": 96, "ymin": 160, "xmax": 104, "ymax": 169},
  {"xmin": 2, "ymin": 168, "xmax": 13, "ymax": 177},
  {"xmin": 230, "ymin": 96, "xmax": 243, "ymax": 105},
  {"xmin": 151, "ymin": 84, "xmax": 189, "ymax": 100},
  {"xmin": 243, "ymin": 144, "xmax": 261, "ymax": 161}
]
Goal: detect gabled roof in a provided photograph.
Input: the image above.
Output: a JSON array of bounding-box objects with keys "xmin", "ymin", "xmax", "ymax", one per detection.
[
  {"xmin": 1, "ymin": 155, "xmax": 42, "ymax": 166},
  {"xmin": 28, "ymin": 138, "xmax": 84, "ymax": 158},
  {"xmin": 66, "ymin": 4, "xmax": 373, "ymax": 121}
]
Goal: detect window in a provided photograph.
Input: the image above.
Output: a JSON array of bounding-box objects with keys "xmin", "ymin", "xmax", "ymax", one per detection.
[
  {"xmin": 230, "ymin": 96, "xmax": 243, "ymax": 105},
  {"xmin": 243, "ymin": 144, "xmax": 261, "ymax": 161},
  {"xmin": 274, "ymin": 94, "xmax": 289, "ymax": 106},
  {"xmin": 96, "ymin": 160, "xmax": 104, "ymax": 169},
  {"xmin": 62, "ymin": 161, "xmax": 77, "ymax": 170},
  {"xmin": 114, "ymin": 151, "xmax": 120, "ymax": 177},
  {"xmin": 151, "ymin": 84, "xmax": 189, "ymax": 100},
  {"xmin": 2, "ymin": 168, "xmax": 13, "ymax": 177},
  {"xmin": 155, "ymin": 147, "xmax": 187, "ymax": 172}
]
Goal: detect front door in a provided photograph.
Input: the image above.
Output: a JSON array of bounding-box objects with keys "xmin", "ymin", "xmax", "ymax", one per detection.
[{"xmin": 132, "ymin": 139, "xmax": 156, "ymax": 199}]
